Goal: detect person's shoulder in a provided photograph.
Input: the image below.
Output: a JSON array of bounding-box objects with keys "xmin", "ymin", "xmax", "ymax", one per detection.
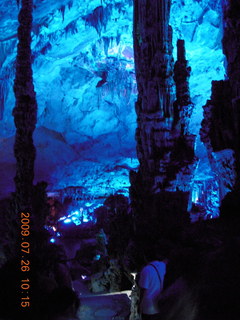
[
  {"xmin": 140, "ymin": 264, "xmax": 155, "ymax": 277},
  {"xmin": 141, "ymin": 264, "xmax": 152, "ymax": 273},
  {"xmin": 152, "ymin": 260, "xmax": 167, "ymax": 269}
]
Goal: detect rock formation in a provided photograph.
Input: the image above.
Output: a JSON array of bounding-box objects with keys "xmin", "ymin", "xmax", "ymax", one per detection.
[
  {"xmin": 222, "ymin": 0, "xmax": 240, "ymax": 177},
  {"xmin": 200, "ymin": 0, "xmax": 240, "ymax": 203},
  {"xmin": 12, "ymin": 0, "xmax": 37, "ymax": 212},
  {"xmin": 0, "ymin": 0, "xmax": 224, "ymax": 200},
  {"xmin": 130, "ymin": 0, "xmax": 196, "ymax": 237}
]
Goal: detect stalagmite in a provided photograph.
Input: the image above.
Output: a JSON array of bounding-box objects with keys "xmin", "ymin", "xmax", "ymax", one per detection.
[
  {"xmin": 12, "ymin": 0, "xmax": 37, "ymax": 212},
  {"xmin": 130, "ymin": 0, "xmax": 196, "ymax": 236}
]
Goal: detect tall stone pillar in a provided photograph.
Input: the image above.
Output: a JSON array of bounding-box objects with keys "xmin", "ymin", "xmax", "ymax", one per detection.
[
  {"xmin": 132, "ymin": 0, "xmax": 175, "ymax": 192},
  {"xmin": 13, "ymin": 0, "xmax": 37, "ymax": 213},
  {"xmin": 130, "ymin": 0, "xmax": 195, "ymax": 239}
]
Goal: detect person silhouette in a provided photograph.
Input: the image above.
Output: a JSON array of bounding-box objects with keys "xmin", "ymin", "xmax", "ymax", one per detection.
[{"xmin": 139, "ymin": 251, "xmax": 168, "ymax": 320}]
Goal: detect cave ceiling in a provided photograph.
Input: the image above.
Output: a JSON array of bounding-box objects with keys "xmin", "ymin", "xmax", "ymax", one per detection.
[{"xmin": 0, "ymin": 0, "xmax": 225, "ymax": 201}]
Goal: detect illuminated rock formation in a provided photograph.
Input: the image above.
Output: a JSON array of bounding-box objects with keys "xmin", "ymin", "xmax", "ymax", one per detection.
[
  {"xmin": 0, "ymin": 0, "xmax": 224, "ymax": 202},
  {"xmin": 130, "ymin": 0, "xmax": 196, "ymax": 237},
  {"xmin": 131, "ymin": 1, "xmax": 195, "ymax": 193},
  {"xmin": 200, "ymin": 0, "xmax": 240, "ymax": 204}
]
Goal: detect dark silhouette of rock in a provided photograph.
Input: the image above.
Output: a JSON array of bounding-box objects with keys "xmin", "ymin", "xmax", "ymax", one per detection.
[{"xmin": 130, "ymin": 0, "xmax": 196, "ymax": 240}]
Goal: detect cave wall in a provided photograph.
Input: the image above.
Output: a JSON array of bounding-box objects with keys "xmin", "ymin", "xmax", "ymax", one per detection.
[{"xmin": 200, "ymin": 0, "xmax": 240, "ymax": 203}]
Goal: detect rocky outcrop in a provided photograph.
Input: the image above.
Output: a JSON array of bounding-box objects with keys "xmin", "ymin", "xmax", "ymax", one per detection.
[
  {"xmin": 133, "ymin": 0, "xmax": 174, "ymax": 116},
  {"xmin": 200, "ymin": 80, "xmax": 233, "ymax": 153},
  {"xmin": 131, "ymin": 0, "xmax": 195, "ymax": 192},
  {"xmin": 222, "ymin": 0, "xmax": 240, "ymax": 173},
  {"xmin": 200, "ymin": 80, "xmax": 236, "ymax": 198},
  {"xmin": 173, "ymin": 39, "xmax": 193, "ymax": 135},
  {"xmin": 130, "ymin": 0, "xmax": 196, "ymax": 236},
  {"xmin": 133, "ymin": 0, "xmax": 175, "ymax": 192},
  {"xmin": 200, "ymin": 1, "xmax": 240, "ymax": 203}
]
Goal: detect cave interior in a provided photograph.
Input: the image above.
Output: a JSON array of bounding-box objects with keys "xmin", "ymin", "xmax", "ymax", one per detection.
[{"xmin": 0, "ymin": 0, "xmax": 240, "ymax": 319}]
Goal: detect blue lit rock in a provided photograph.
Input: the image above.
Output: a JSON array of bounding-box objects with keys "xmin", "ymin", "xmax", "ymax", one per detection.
[
  {"xmin": 0, "ymin": 0, "xmax": 225, "ymax": 200},
  {"xmin": 200, "ymin": 1, "xmax": 240, "ymax": 210}
]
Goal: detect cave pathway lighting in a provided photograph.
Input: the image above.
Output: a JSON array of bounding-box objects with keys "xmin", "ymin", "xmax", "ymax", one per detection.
[
  {"xmin": 57, "ymin": 207, "xmax": 96, "ymax": 226},
  {"xmin": 63, "ymin": 218, "xmax": 72, "ymax": 224},
  {"xmin": 85, "ymin": 202, "xmax": 93, "ymax": 207},
  {"xmin": 72, "ymin": 210, "xmax": 80, "ymax": 215},
  {"xmin": 73, "ymin": 218, "xmax": 81, "ymax": 225}
]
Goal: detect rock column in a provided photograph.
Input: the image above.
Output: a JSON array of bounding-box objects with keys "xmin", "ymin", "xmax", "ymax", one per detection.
[
  {"xmin": 13, "ymin": 0, "xmax": 37, "ymax": 212},
  {"xmin": 130, "ymin": 0, "xmax": 196, "ymax": 239}
]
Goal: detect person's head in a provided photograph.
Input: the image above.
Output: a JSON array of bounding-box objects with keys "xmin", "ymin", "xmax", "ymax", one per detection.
[
  {"xmin": 143, "ymin": 248, "xmax": 157, "ymax": 263},
  {"xmin": 143, "ymin": 240, "xmax": 172, "ymax": 264}
]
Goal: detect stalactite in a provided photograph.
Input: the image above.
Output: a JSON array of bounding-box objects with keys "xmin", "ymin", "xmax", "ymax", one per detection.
[
  {"xmin": 40, "ymin": 41, "xmax": 52, "ymax": 55},
  {"xmin": 32, "ymin": 23, "xmax": 41, "ymax": 36},
  {"xmin": 68, "ymin": 0, "xmax": 73, "ymax": 10},
  {"xmin": 83, "ymin": 5, "xmax": 112, "ymax": 36},
  {"xmin": 59, "ymin": 5, "xmax": 65, "ymax": 22},
  {"xmin": 92, "ymin": 43, "xmax": 97, "ymax": 57},
  {"xmin": 116, "ymin": 32, "xmax": 121, "ymax": 45},
  {"xmin": 65, "ymin": 20, "xmax": 78, "ymax": 36}
]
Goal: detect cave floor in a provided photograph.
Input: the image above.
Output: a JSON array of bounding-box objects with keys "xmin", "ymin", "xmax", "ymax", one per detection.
[
  {"xmin": 74, "ymin": 280, "xmax": 131, "ymax": 320},
  {"xmin": 49, "ymin": 222, "xmax": 131, "ymax": 319}
]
